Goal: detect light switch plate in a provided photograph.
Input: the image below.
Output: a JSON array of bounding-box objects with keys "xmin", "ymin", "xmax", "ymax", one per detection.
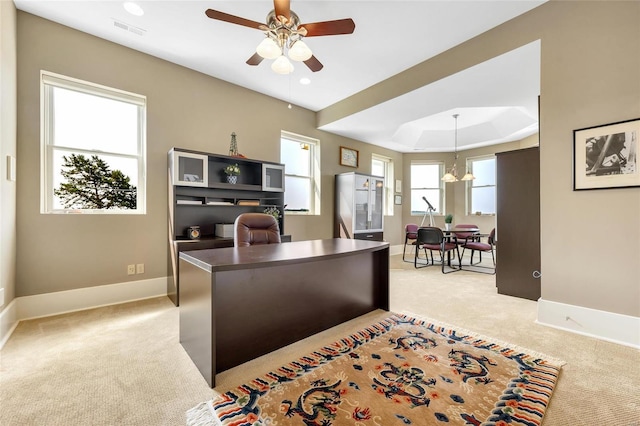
[{"xmin": 6, "ymin": 155, "xmax": 16, "ymax": 181}]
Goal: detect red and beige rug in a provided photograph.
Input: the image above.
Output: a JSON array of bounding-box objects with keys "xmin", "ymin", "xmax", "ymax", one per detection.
[{"xmin": 187, "ymin": 313, "xmax": 563, "ymax": 425}]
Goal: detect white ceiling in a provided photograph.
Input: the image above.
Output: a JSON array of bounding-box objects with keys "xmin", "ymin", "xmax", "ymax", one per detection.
[{"xmin": 13, "ymin": 0, "xmax": 545, "ymax": 153}]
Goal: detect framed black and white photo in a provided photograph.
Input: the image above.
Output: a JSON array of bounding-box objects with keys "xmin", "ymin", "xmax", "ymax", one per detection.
[
  {"xmin": 573, "ymin": 118, "xmax": 639, "ymax": 190},
  {"xmin": 394, "ymin": 195, "xmax": 402, "ymax": 205}
]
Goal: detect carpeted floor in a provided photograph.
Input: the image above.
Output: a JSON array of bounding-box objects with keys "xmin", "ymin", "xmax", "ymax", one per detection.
[{"xmin": 0, "ymin": 253, "xmax": 639, "ymax": 425}]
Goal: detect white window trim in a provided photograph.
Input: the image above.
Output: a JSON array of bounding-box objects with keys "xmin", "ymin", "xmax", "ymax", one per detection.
[
  {"xmin": 372, "ymin": 153, "xmax": 394, "ymax": 216},
  {"xmin": 465, "ymin": 154, "xmax": 496, "ymax": 216},
  {"xmin": 281, "ymin": 130, "xmax": 320, "ymax": 215},
  {"xmin": 40, "ymin": 71, "xmax": 147, "ymax": 214},
  {"xmin": 410, "ymin": 161, "xmax": 445, "ymax": 216}
]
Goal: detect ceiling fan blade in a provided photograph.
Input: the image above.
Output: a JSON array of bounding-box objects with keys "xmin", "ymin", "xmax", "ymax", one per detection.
[
  {"xmin": 246, "ymin": 52, "xmax": 264, "ymax": 66},
  {"xmin": 205, "ymin": 9, "xmax": 264, "ymax": 30},
  {"xmin": 300, "ymin": 19, "xmax": 355, "ymax": 37},
  {"xmin": 304, "ymin": 55, "xmax": 324, "ymax": 72},
  {"xmin": 273, "ymin": 0, "xmax": 291, "ymax": 22}
]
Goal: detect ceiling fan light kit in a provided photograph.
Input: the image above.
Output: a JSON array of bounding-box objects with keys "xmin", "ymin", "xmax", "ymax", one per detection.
[
  {"xmin": 271, "ymin": 55, "xmax": 294, "ymax": 74},
  {"xmin": 256, "ymin": 37, "xmax": 281, "ymax": 59},
  {"xmin": 205, "ymin": 0, "xmax": 355, "ymax": 74}
]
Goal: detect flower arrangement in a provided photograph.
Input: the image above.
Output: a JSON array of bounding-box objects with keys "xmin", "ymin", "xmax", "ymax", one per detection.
[
  {"xmin": 224, "ymin": 163, "xmax": 240, "ymax": 176},
  {"xmin": 263, "ymin": 206, "xmax": 280, "ymax": 220}
]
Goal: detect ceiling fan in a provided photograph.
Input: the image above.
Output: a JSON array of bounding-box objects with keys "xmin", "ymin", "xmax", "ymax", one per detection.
[{"xmin": 205, "ymin": 0, "xmax": 355, "ymax": 74}]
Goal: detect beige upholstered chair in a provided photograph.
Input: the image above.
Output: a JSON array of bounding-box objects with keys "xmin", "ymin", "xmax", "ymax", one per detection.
[{"xmin": 234, "ymin": 213, "xmax": 281, "ymax": 247}]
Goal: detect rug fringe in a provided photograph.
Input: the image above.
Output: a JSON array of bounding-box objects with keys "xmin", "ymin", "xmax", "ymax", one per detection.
[
  {"xmin": 186, "ymin": 400, "xmax": 221, "ymax": 426},
  {"xmin": 396, "ymin": 310, "xmax": 567, "ymax": 367}
]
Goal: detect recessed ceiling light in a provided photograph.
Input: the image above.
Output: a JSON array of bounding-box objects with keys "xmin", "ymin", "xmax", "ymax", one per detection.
[
  {"xmin": 299, "ymin": 78, "xmax": 311, "ymax": 85},
  {"xmin": 123, "ymin": 2, "xmax": 144, "ymax": 17}
]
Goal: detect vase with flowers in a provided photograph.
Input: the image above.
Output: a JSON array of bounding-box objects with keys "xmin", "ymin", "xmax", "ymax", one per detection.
[
  {"xmin": 263, "ymin": 206, "xmax": 281, "ymax": 221},
  {"xmin": 224, "ymin": 163, "xmax": 240, "ymax": 184}
]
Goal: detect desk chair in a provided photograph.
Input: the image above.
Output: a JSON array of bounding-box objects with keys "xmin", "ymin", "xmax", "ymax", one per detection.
[
  {"xmin": 402, "ymin": 223, "xmax": 419, "ymax": 262},
  {"xmin": 234, "ymin": 213, "xmax": 281, "ymax": 247},
  {"xmin": 415, "ymin": 227, "xmax": 461, "ymax": 273},
  {"xmin": 460, "ymin": 228, "xmax": 496, "ymax": 274}
]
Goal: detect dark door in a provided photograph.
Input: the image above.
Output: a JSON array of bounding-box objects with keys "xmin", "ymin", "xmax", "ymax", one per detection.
[{"xmin": 496, "ymin": 147, "xmax": 541, "ymax": 300}]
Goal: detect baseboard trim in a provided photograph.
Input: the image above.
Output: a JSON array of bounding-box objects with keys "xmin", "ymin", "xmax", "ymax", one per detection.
[
  {"xmin": 0, "ymin": 299, "xmax": 19, "ymax": 349},
  {"xmin": 537, "ymin": 298, "xmax": 640, "ymax": 349},
  {"xmin": 0, "ymin": 277, "xmax": 168, "ymax": 349}
]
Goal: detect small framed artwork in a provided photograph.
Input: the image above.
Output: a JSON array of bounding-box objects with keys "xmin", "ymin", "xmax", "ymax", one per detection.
[
  {"xmin": 395, "ymin": 179, "xmax": 402, "ymax": 193},
  {"xmin": 394, "ymin": 195, "xmax": 402, "ymax": 205},
  {"xmin": 340, "ymin": 146, "xmax": 359, "ymax": 168},
  {"xmin": 573, "ymin": 118, "xmax": 639, "ymax": 190}
]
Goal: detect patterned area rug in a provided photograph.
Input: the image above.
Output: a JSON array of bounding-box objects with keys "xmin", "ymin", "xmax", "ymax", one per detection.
[{"xmin": 186, "ymin": 313, "xmax": 563, "ymax": 425}]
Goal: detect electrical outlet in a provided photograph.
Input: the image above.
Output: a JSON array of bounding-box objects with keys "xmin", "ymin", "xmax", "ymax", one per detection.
[
  {"xmin": 127, "ymin": 264, "xmax": 136, "ymax": 275},
  {"xmin": 136, "ymin": 263, "xmax": 144, "ymax": 274}
]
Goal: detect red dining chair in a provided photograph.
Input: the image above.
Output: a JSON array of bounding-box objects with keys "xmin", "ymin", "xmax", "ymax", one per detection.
[
  {"xmin": 452, "ymin": 224, "xmax": 481, "ymax": 263},
  {"xmin": 402, "ymin": 223, "xmax": 419, "ymax": 262},
  {"xmin": 414, "ymin": 227, "xmax": 461, "ymax": 273},
  {"xmin": 460, "ymin": 228, "xmax": 496, "ymax": 274}
]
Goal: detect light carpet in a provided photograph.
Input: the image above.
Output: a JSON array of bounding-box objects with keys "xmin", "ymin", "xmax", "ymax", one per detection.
[{"xmin": 187, "ymin": 313, "xmax": 563, "ymax": 426}]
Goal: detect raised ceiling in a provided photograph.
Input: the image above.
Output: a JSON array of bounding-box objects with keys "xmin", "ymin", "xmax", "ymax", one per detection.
[{"xmin": 13, "ymin": 0, "xmax": 545, "ymax": 152}]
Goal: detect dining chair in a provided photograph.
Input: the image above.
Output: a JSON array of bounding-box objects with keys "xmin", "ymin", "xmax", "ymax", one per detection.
[
  {"xmin": 402, "ymin": 223, "xmax": 419, "ymax": 262},
  {"xmin": 452, "ymin": 223, "xmax": 481, "ymax": 263},
  {"xmin": 460, "ymin": 228, "xmax": 496, "ymax": 274},
  {"xmin": 414, "ymin": 226, "xmax": 461, "ymax": 273},
  {"xmin": 234, "ymin": 213, "xmax": 281, "ymax": 247}
]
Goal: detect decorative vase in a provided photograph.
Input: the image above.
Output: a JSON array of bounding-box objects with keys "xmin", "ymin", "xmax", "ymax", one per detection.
[
  {"xmin": 445, "ymin": 223, "xmax": 452, "ymax": 231},
  {"xmin": 226, "ymin": 175, "xmax": 237, "ymax": 184}
]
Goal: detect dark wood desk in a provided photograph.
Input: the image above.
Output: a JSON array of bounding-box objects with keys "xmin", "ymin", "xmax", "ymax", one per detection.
[{"xmin": 178, "ymin": 238, "xmax": 390, "ymax": 387}]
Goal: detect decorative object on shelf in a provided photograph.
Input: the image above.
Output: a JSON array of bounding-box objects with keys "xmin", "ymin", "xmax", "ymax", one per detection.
[
  {"xmin": 228, "ymin": 132, "xmax": 246, "ymax": 158},
  {"xmin": 228, "ymin": 132, "xmax": 238, "ymax": 156},
  {"xmin": 340, "ymin": 146, "xmax": 359, "ymax": 168},
  {"xmin": 442, "ymin": 114, "xmax": 475, "ymax": 182},
  {"xmin": 263, "ymin": 206, "xmax": 281, "ymax": 220},
  {"xmin": 444, "ymin": 213, "xmax": 453, "ymax": 231},
  {"xmin": 224, "ymin": 163, "xmax": 240, "ymax": 184},
  {"xmin": 573, "ymin": 117, "xmax": 639, "ymax": 190},
  {"xmin": 188, "ymin": 225, "xmax": 201, "ymax": 240}
]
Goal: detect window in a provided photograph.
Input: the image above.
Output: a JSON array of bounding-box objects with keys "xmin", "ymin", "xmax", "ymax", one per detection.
[
  {"xmin": 467, "ymin": 156, "xmax": 496, "ymax": 215},
  {"xmin": 41, "ymin": 71, "xmax": 146, "ymax": 214},
  {"xmin": 280, "ymin": 131, "xmax": 320, "ymax": 215},
  {"xmin": 371, "ymin": 154, "xmax": 394, "ymax": 216},
  {"xmin": 410, "ymin": 162, "xmax": 444, "ymax": 215}
]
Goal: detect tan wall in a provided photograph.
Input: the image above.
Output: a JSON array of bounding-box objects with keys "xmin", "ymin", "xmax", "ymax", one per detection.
[
  {"xmin": 0, "ymin": 1, "xmax": 17, "ymax": 309},
  {"xmin": 536, "ymin": 2, "xmax": 639, "ymax": 316},
  {"xmin": 393, "ymin": 1, "xmax": 638, "ymax": 317},
  {"xmin": 15, "ymin": 12, "xmax": 403, "ymax": 297}
]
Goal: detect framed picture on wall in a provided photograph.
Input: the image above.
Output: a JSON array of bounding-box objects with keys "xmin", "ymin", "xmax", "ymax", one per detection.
[
  {"xmin": 340, "ymin": 146, "xmax": 359, "ymax": 168},
  {"xmin": 573, "ymin": 118, "xmax": 639, "ymax": 190},
  {"xmin": 394, "ymin": 195, "xmax": 402, "ymax": 205}
]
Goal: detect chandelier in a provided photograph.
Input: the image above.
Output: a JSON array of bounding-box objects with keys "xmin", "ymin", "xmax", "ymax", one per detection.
[
  {"xmin": 256, "ymin": 10, "xmax": 312, "ymax": 75},
  {"xmin": 442, "ymin": 114, "xmax": 475, "ymax": 182}
]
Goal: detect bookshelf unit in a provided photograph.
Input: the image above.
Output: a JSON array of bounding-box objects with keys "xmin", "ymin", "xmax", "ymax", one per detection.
[{"xmin": 167, "ymin": 147, "xmax": 286, "ymax": 305}]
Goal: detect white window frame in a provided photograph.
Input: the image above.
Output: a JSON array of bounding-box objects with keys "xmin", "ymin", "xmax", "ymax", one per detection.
[
  {"xmin": 372, "ymin": 153, "xmax": 394, "ymax": 216},
  {"xmin": 40, "ymin": 71, "xmax": 146, "ymax": 214},
  {"xmin": 410, "ymin": 161, "xmax": 445, "ymax": 216},
  {"xmin": 466, "ymin": 155, "xmax": 496, "ymax": 215},
  {"xmin": 280, "ymin": 130, "xmax": 320, "ymax": 215}
]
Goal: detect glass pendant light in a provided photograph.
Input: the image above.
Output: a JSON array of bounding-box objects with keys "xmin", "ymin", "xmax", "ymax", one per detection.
[
  {"xmin": 257, "ymin": 37, "xmax": 282, "ymax": 59},
  {"xmin": 271, "ymin": 55, "xmax": 294, "ymax": 74},
  {"xmin": 442, "ymin": 114, "xmax": 460, "ymax": 182}
]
